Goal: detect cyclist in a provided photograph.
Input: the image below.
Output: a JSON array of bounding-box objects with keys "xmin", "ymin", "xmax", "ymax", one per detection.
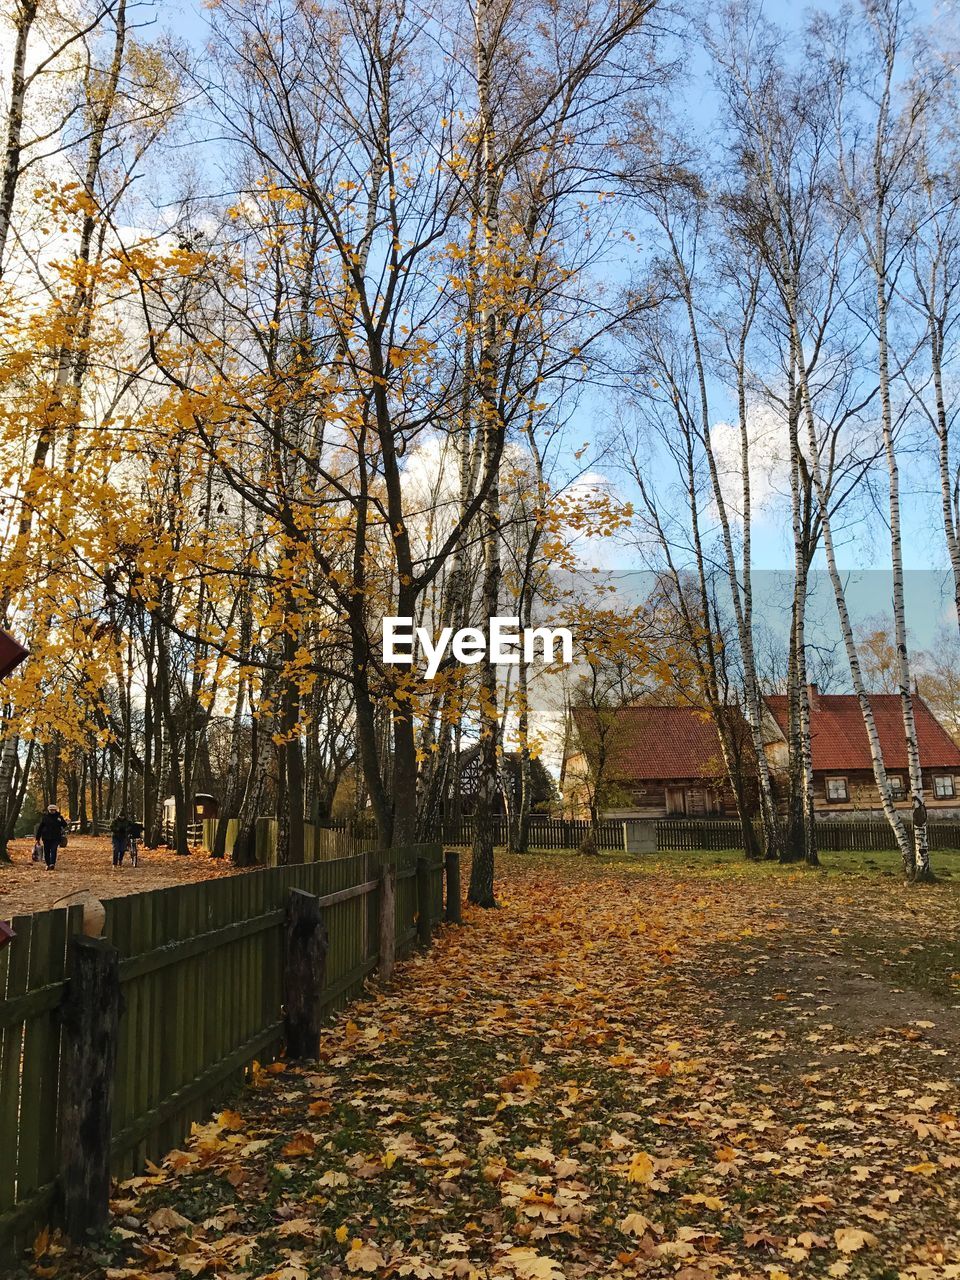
[{"xmin": 127, "ymin": 817, "xmax": 144, "ymax": 867}]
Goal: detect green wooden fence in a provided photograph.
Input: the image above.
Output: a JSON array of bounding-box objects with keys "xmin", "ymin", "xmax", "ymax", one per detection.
[
  {"xmin": 813, "ymin": 819, "xmax": 960, "ymax": 851},
  {"xmin": 0, "ymin": 844, "xmax": 445, "ymax": 1260},
  {"xmin": 200, "ymin": 817, "xmax": 377, "ymax": 862},
  {"xmin": 0, "ymin": 904, "xmax": 83, "ymax": 1259}
]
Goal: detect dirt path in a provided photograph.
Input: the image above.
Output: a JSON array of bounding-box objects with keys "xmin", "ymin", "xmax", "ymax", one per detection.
[
  {"xmin": 702, "ymin": 924, "xmax": 960, "ymax": 1045},
  {"xmin": 0, "ymin": 835, "xmax": 244, "ymax": 917},
  {"xmin": 23, "ymin": 855, "xmax": 960, "ymax": 1280}
]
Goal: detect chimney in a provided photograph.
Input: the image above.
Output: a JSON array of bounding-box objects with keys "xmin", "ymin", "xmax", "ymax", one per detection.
[{"xmin": 808, "ymin": 683, "xmax": 820, "ymax": 709}]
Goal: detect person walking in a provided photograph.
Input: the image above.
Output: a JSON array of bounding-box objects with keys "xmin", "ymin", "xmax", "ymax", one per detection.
[
  {"xmin": 126, "ymin": 816, "xmax": 144, "ymax": 866},
  {"xmin": 111, "ymin": 812, "xmax": 130, "ymax": 867},
  {"xmin": 36, "ymin": 804, "xmax": 67, "ymax": 871}
]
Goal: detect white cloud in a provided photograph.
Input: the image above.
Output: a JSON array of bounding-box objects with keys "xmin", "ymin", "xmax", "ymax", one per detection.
[{"xmin": 708, "ymin": 400, "xmax": 792, "ymax": 525}]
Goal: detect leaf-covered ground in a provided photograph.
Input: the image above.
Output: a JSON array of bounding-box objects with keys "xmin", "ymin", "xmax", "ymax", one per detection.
[
  {"xmin": 1, "ymin": 837, "xmax": 245, "ymax": 916},
  {"xmin": 28, "ymin": 852, "xmax": 960, "ymax": 1280}
]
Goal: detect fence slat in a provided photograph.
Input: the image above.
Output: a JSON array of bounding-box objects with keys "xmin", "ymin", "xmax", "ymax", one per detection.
[
  {"xmin": 0, "ymin": 914, "xmax": 33, "ymax": 1234},
  {"xmin": 15, "ymin": 912, "xmax": 50, "ymax": 1208}
]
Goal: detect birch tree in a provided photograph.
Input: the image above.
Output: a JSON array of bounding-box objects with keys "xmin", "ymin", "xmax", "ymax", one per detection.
[
  {"xmin": 830, "ymin": 0, "xmax": 937, "ymax": 877},
  {"xmin": 712, "ymin": 4, "xmax": 899, "ymax": 868},
  {"xmin": 903, "ymin": 108, "xmax": 960, "ymax": 660}
]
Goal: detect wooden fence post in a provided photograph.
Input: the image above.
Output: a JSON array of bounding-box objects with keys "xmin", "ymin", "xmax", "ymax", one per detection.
[
  {"xmin": 416, "ymin": 856, "xmax": 432, "ymax": 949},
  {"xmin": 444, "ymin": 849, "xmax": 462, "ymax": 924},
  {"xmin": 378, "ymin": 860, "xmax": 396, "ymax": 982},
  {"xmin": 284, "ymin": 890, "xmax": 328, "ymax": 1060},
  {"xmin": 60, "ymin": 935, "xmax": 122, "ymax": 1240}
]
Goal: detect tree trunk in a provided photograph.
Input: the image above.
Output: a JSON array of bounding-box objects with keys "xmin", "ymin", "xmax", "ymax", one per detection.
[
  {"xmin": 796, "ymin": 323, "xmax": 915, "ymax": 874},
  {"xmin": 932, "ymin": 322, "xmax": 960, "ymax": 652},
  {"xmin": 214, "ymin": 658, "xmax": 248, "ymax": 859},
  {"xmin": 0, "ymin": 0, "xmax": 38, "ymax": 276},
  {"xmin": 468, "ymin": 0, "xmax": 503, "ymax": 908},
  {"xmin": 512, "ymin": 656, "xmax": 532, "ymax": 854},
  {"xmin": 875, "ymin": 220, "xmax": 930, "ymax": 880},
  {"xmin": 275, "ymin": 625, "xmax": 306, "ymax": 865},
  {"xmin": 784, "ymin": 374, "xmax": 818, "ymax": 865},
  {"xmin": 0, "ymin": 733, "xmax": 19, "ymax": 859},
  {"xmin": 0, "ymin": 737, "xmax": 33, "ymax": 848}
]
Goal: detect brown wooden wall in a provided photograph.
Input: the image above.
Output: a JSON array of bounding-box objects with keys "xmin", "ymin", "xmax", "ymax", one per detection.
[{"xmin": 811, "ymin": 768, "xmax": 960, "ymax": 813}]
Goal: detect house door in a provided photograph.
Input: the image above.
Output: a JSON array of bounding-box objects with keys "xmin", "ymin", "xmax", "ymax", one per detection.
[
  {"xmin": 688, "ymin": 788, "xmax": 706, "ymax": 816},
  {"xmin": 666, "ymin": 787, "xmax": 686, "ymax": 816}
]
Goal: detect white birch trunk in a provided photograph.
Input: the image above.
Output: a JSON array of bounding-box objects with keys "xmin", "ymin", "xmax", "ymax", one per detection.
[
  {"xmin": 795, "ymin": 325, "xmax": 915, "ymax": 873},
  {"xmin": 787, "ymin": 355, "xmax": 817, "ymax": 864},
  {"xmin": 876, "ymin": 263, "xmax": 928, "ymax": 876},
  {"xmin": 931, "ymin": 323, "xmax": 960, "ymax": 643}
]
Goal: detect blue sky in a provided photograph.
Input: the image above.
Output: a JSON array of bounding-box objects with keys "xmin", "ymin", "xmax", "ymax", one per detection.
[{"xmin": 157, "ymin": 0, "xmax": 955, "ymax": 648}]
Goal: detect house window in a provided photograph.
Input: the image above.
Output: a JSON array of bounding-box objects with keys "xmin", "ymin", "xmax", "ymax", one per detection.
[
  {"xmin": 934, "ymin": 775, "xmax": 956, "ymax": 799},
  {"xmin": 825, "ymin": 776, "xmax": 849, "ymax": 803},
  {"xmin": 889, "ymin": 775, "xmax": 905, "ymax": 799}
]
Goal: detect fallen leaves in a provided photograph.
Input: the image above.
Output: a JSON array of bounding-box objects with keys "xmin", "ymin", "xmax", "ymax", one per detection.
[
  {"xmin": 0, "ymin": 834, "xmax": 248, "ymax": 917},
  {"xmin": 620, "ymin": 1211, "xmax": 655, "ymax": 1236},
  {"xmin": 37, "ymin": 853, "xmax": 960, "ymax": 1280},
  {"xmin": 144, "ymin": 1208, "xmax": 192, "ymax": 1234},
  {"xmin": 280, "ymin": 1132, "xmax": 317, "ymax": 1158},
  {"xmin": 256, "ymin": 1262, "xmax": 309, "ymax": 1280},
  {"xmin": 497, "ymin": 1247, "xmax": 564, "ymax": 1279},
  {"xmin": 497, "ymin": 1069, "xmax": 541, "ymax": 1094},
  {"xmin": 215, "ymin": 1109, "xmax": 246, "ymax": 1132},
  {"xmin": 834, "ymin": 1226, "xmax": 879, "ymax": 1253},
  {"xmin": 625, "ymin": 1151, "xmax": 655, "ymax": 1183},
  {"xmin": 344, "ymin": 1241, "xmax": 386, "ymax": 1273}
]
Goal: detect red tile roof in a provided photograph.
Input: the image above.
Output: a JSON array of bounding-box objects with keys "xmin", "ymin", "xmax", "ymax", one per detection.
[
  {"xmin": 763, "ymin": 693, "xmax": 960, "ymax": 772},
  {"xmin": 572, "ymin": 704, "xmax": 744, "ymax": 781}
]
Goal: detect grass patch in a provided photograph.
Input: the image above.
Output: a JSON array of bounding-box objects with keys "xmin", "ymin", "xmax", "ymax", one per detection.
[
  {"xmin": 502, "ymin": 844, "xmax": 960, "ymax": 881},
  {"xmin": 837, "ymin": 929, "xmax": 960, "ymax": 1004}
]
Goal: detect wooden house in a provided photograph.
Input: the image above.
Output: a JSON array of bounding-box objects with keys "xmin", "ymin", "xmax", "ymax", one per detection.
[
  {"xmin": 565, "ymin": 687, "xmax": 960, "ymax": 823},
  {"xmin": 564, "ymin": 704, "xmax": 748, "ymax": 819},
  {"xmin": 762, "ymin": 686, "xmax": 960, "ymax": 816}
]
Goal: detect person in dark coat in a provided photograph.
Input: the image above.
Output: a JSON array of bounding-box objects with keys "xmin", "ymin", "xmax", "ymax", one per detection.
[
  {"xmin": 36, "ymin": 805, "xmax": 67, "ymax": 871},
  {"xmin": 111, "ymin": 813, "xmax": 130, "ymax": 867},
  {"xmin": 913, "ymin": 794, "xmax": 928, "ymax": 830}
]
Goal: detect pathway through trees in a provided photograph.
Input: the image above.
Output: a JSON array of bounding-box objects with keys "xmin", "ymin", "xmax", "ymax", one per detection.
[{"xmin": 1, "ymin": 836, "xmax": 243, "ymax": 916}]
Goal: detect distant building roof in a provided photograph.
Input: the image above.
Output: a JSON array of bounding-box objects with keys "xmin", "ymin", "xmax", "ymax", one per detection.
[
  {"xmin": 572, "ymin": 704, "xmax": 743, "ymax": 782},
  {"xmin": 763, "ymin": 692, "xmax": 960, "ymax": 772}
]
